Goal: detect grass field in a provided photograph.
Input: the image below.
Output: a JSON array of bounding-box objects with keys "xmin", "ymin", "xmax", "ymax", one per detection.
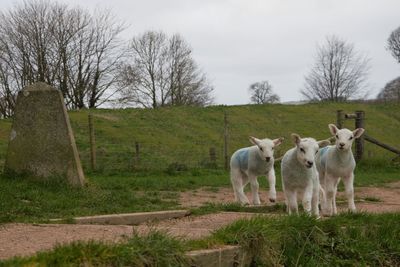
[{"xmin": 0, "ymin": 164, "xmax": 398, "ymax": 223}]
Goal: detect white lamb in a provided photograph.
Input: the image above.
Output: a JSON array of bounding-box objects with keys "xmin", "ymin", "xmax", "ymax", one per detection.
[
  {"xmin": 316, "ymin": 124, "xmax": 364, "ymax": 216},
  {"xmin": 281, "ymin": 134, "xmax": 330, "ymax": 216},
  {"xmin": 230, "ymin": 136, "xmax": 284, "ymax": 205}
]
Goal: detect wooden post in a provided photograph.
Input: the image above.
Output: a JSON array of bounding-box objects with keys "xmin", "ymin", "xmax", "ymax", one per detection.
[
  {"xmin": 88, "ymin": 113, "xmax": 96, "ymax": 171},
  {"xmin": 135, "ymin": 141, "xmax": 140, "ymax": 165},
  {"xmin": 209, "ymin": 147, "xmax": 216, "ymax": 164},
  {"xmin": 336, "ymin": 110, "xmax": 344, "ymax": 129},
  {"xmin": 354, "ymin": 110, "xmax": 365, "ymax": 162},
  {"xmin": 223, "ymin": 111, "xmax": 229, "ymax": 170}
]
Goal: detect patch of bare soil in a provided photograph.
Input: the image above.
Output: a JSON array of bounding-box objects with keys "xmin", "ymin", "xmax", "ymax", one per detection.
[
  {"xmin": 0, "ymin": 182, "xmax": 398, "ymax": 261},
  {"xmin": 0, "ymin": 224, "xmax": 133, "ymax": 260},
  {"xmin": 180, "ymin": 183, "xmax": 400, "ymax": 213},
  {"xmin": 0, "ymin": 212, "xmax": 262, "ymax": 260},
  {"xmin": 134, "ymin": 212, "xmax": 262, "ymax": 240}
]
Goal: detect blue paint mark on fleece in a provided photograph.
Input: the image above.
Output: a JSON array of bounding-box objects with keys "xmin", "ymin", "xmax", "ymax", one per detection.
[
  {"xmin": 232, "ymin": 148, "xmax": 249, "ymax": 170},
  {"xmin": 319, "ymin": 146, "xmax": 329, "ymax": 169}
]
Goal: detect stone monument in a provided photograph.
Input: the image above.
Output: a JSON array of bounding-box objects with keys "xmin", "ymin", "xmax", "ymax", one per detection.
[{"xmin": 4, "ymin": 82, "xmax": 85, "ymax": 186}]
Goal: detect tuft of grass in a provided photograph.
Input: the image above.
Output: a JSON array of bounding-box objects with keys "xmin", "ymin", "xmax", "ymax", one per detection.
[
  {"xmin": 363, "ymin": 196, "xmax": 382, "ymax": 202},
  {"xmin": 190, "ymin": 202, "xmax": 286, "ymax": 216},
  {"xmin": 207, "ymin": 213, "xmax": 400, "ymax": 266},
  {"xmin": 0, "ymin": 231, "xmax": 190, "ymax": 267}
]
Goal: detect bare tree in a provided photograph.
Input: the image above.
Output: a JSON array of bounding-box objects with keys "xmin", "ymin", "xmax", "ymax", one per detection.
[
  {"xmin": 0, "ymin": 0, "xmax": 125, "ymax": 117},
  {"xmin": 118, "ymin": 31, "xmax": 167, "ymax": 108},
  {"xmin": 249, "ymin": 81, "xmax": 280, "ymax": 104},
  {"xmin": 118, "ymin": 31, "xmax": 213, "ymax": 108},
  {"xmin": 165, "ymin": 34, "xmax": 213, "ymax": 106},
  {"xmin": 301, "ymin": 35, "xmax": 370, "ymax": 102},
  {"xmin": 387, "ymin": 26, "xmax": 400, "ymax": 63},
  {"xmin": 377, "ymin": 76, "xmax": 400, "ymax": 103}
]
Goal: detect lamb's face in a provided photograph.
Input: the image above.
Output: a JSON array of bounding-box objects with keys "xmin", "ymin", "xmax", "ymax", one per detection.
[
  {"xmin": 295, "ymin": 138, "xmax": 320, "ymax": 169},
  {"xmin": 249, "ymin": 136, "xmax": 284, "ymax": 163},
  {"xmin": 329, "ymin": 124, "xmax": 365, "ymax": 151}
]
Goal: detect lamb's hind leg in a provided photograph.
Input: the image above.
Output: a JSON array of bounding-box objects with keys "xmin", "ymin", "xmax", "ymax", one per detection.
[
  {"xmin": 343, "ymin": 173, "xmax": 356, "ymax": 212},
  {"xmin": 249, "ymin": 174, "xmax": 261, "ymax": 205},
  {"xmin": 230, "ymin": 168, "xmax": 250, "ymax": 205},
  {"xmin": 318, "ymin": 171, "xmax": 327, "ymax": 213},
  {"xmin": 267, "ymin": 168, "xmax": 277, "ymax": 203}
]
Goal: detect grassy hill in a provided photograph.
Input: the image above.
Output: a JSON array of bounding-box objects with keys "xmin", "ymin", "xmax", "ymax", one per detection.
[
  {"xmin": 0, "ymin": 102, "xmax": 399, "ymax": 223},
  {"xmin": 0, "ymin": 102, "xmax": 399, "ymax": 173}
]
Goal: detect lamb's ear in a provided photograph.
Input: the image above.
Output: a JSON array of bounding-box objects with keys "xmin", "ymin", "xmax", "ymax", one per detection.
[
  {"xmin": 249, "ymin": 136, "xmax": 261, "ymax": 146},
  {"xmin": 329, "ymin": 124, "xmax": 339, "ymax": 135},
  {"xmin": 291, "ymin": 133, "xmax": 301, "ymax": 145},
  {"xmin": 318, "ymin": 140, "xmax": 330, "ymax": 148},
  {"xmin": 273, "ymin": 137, "xmax": 284, "ymax": 146},
  {"xmin": 353, "ymin": 128, "xmax": 365, "ymax": 139}
]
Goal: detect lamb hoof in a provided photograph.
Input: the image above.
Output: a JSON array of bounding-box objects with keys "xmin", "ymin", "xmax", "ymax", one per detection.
[{"xmin": 269, "ymin": 198, "xmax": 276, "ymax": 203}]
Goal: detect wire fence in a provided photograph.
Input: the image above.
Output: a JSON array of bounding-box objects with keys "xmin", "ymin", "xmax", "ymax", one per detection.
[{"xmin": 0, "ymin": 108, "xmax": 398, "ymax": 174}]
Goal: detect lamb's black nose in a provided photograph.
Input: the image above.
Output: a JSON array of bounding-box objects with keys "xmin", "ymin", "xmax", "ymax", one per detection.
[
  {"xmin": 307, "ymin": 161, "xmax": 313, "ymax": 167},
  {"xmin": 339, "ymin": 143, "xmax": 345, "ymax": 147},
  {"xmin": 265, "ymin": 157, "xmax": 271, "ymax": 162}
]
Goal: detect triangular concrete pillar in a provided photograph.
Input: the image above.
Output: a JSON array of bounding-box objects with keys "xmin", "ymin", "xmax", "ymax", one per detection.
[{"xmin": 4, "ymin": 82, "xmax": 85, "ymax": 186}]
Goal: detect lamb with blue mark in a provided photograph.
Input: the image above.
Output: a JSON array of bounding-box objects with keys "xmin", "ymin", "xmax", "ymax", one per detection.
[
  {"xmin": 230, "ymin": 136, "xmax": 284, "ymax": 205},
  {"xmin": 316, "ymin": 124, "xmax": 365, "ymax": 216}
]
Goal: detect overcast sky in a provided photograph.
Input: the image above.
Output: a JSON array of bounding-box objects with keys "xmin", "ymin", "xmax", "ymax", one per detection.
[{"xmin": 1, "ymin": 0, "xmax": 400, "ymax": 104}]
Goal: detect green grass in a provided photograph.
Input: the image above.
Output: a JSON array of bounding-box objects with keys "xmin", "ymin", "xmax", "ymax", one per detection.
[
  {"xmin": 363, "ymin": 196, "xmax": 382, "ymax": 202},
  {"xmin": 190, "ymin": 202, "xmax": 286, "ymax": 216},
  {"xmin": 1, "ymin": 102, "xmax": 400, "ymax": 172},
  {"xmin": 0, "ymin": 231, "xmax": 190, "ymax": 267},
  {"xmin": 194, "ymin": 213, "xmax": 400, "ymax": 266},
  {"xmin": 0, "ymin": 164, "xmax": 398, "ymax": 223},
  {"xmin": 2, "ymin": 213, "xmax": 400, "ymax": 266}
]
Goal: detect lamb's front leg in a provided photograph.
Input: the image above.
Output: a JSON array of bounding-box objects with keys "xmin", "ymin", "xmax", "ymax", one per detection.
[
  {"xmin": 249, "ymin": 175, "xmax": 261, "ymax": 205},
  {"xmin": 324, "ymin": 173, "xmax": 337, "ymax": 216},
  {"xmin": 311, "ymin": 177, "xmax": 320, "ymax": 217},
  {"xmin": 302, "ymin": 185, "xmax": 313, "ymax": 215},
  {"xmin": 267, "ymin": 168, "xmax": 277, "ymax": 203},
  {"xmin": 285, "ymin": 189, "xmax": 298, "ymax": 215},
  {"xmin": 343, "ymin": 173, "xmax": 356, "ymax": 212},
  {"xmin": 332, "ymin": 178, "xmax": 340, "ymax": 215}
]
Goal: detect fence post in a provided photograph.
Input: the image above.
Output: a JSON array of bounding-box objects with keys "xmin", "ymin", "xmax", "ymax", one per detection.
[
  {"xmin": 336, "ymin": 110, "xmax": 344, "ymax": 129},
  {"xmin": 88, "ymin": 113, "xmax": 96, "ymax": 171},
  {"xmin": 135, "ymin": 141, "xmax": 140, "ymax": 167},
  {"xmin": 355, "ymin": 110, "xmax": 365, "ymax": 162},
  {"xmin": 223, "ymin": 111, "xmax": 229, "ymax": 170},
  {"xmin": 209, "ymin": 147, "xmax": 216, "ymax": 165}
]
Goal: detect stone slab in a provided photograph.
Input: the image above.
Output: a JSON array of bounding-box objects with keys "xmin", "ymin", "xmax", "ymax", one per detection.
[
  {"xmin": 51, "ymin": 210, "xmax": 190, "ymax": 225},
  {"xmin": 186, "ymin": 245, "xmax": 251, "ymax": 267}
]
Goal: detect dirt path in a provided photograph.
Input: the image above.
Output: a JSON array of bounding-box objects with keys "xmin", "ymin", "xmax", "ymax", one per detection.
[
  {"xmin": 0, "ymin": 212, "xmax": 259, "ymax": 260},
  {"xmin": 179, "ymin": 183, "xmax": 400, "ymax": 213},
  {"xmin": 0, "ymin": 224, "xmax": 133, "ymax": 260},
  {"xmin": 0, "ymin": 183, "xmax": 399, "ymax": 260}
]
